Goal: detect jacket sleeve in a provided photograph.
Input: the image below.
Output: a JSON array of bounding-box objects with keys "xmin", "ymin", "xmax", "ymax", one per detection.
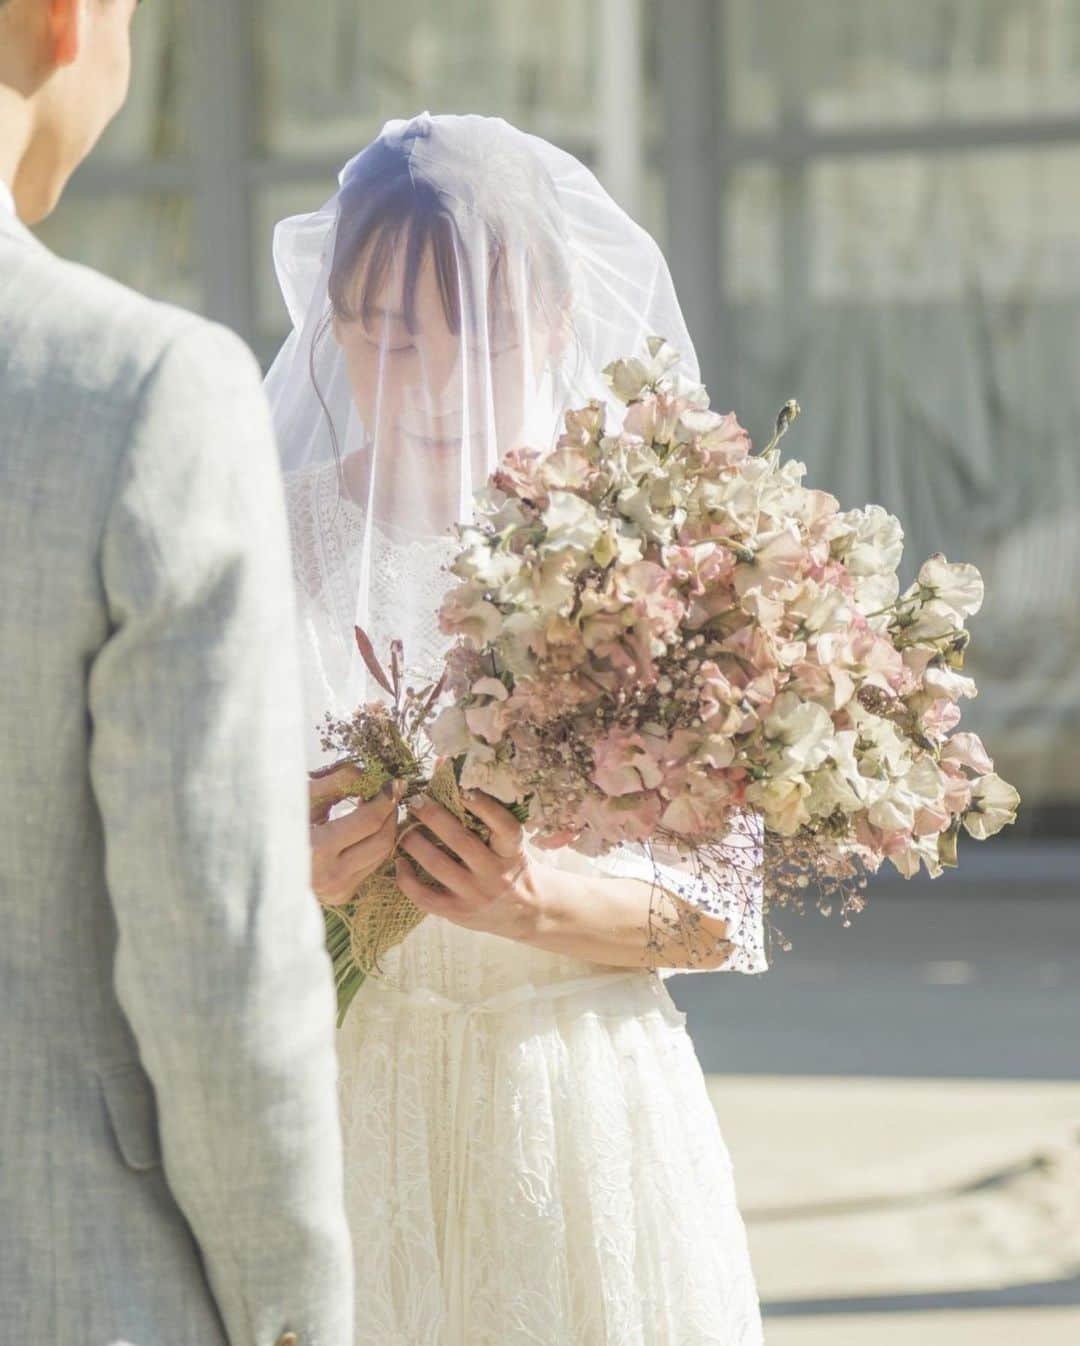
[{"xmin": 88, "ymin": 319, "xmax": 353, "ymax": 1346}]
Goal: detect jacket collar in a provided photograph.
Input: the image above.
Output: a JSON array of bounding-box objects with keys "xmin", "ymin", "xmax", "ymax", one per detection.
[{"xmin": 0, "ymin": 204, "xmax": 48, "ymax": 254}]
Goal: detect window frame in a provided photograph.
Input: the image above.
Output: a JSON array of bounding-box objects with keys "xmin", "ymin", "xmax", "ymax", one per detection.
[{"xmin": 658, "ymin": 0, "xmax": 1080, "ymax": 393}]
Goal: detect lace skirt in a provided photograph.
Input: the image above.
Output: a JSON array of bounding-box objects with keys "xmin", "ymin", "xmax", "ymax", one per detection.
[{"xmin": 335, "ymin": 917, "xmax": 763, "ymax": 1346}]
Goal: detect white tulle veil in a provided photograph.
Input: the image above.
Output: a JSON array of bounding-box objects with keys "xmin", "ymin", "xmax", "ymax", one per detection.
[
  {"xmin": 267, "ymin": 112, "xmax": 695, "ymax": 720},
  {"xmin": 266, "ymin": 112, "xmax": 765, "ymax": 974}
]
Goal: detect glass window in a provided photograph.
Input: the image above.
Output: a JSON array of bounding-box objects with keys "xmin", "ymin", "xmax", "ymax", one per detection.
[
  {"xmin": 94, "ymin": 0, "xmax": 193, "ymax": 163},
  {"xmin": 35, "ymin": 196, "xmax": 200, "ymax": 310},
  {"xmin": 255, "ymin": 0, "xmax": 601, "ymax": 158},
  {"xmin": 727, "ymin": 0, "xmax": 1080, "ymax": 133},
  {"xmin": 807, "ymin": 147, "xmax": 1080, "ymax": 301},
  {"xmin": 724, "ymin": 164, "xmax": 782, "ymax": 302}
]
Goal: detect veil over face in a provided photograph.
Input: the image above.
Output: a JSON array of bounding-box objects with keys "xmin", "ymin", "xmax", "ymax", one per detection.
[
  {"xmin": 267, "ymin": 111, "xmax": 698, "ymax": 745},
  {"xmin": 268, "ymin": 112, "xmax": 766, "ymax": 975}
]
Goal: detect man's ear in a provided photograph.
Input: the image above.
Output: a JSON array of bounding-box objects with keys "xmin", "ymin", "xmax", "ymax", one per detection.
[{"xmin": 45, "ymin": 0, "xmax": 85, "ymax": 70}]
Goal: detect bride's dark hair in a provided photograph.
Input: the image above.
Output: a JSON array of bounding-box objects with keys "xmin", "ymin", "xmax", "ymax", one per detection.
[
  {"xmin": 330, "ymin": 121, "xmax": 571, "ymax": 332},
  {"xmin": 310, "ymin": 120, "xmax": 574, "ymax": 462}
]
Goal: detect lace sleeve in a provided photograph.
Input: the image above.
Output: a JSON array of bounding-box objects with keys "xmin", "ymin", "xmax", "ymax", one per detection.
[
  {"xmin": 601, "ymin": 810, "xmax": 766, "ymax": 978},
  {"xmin": 528, "ymin": 810, "xmax": 767, "ymax": 977},
  {"xmin": 283, "ymin": 470, "xmax": 325, "ymax": 600}
]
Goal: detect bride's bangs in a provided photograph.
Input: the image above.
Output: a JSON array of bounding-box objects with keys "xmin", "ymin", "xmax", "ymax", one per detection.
[{"xmin": 329, "ymin": 170, "xmax": 464, "ymax": 339}]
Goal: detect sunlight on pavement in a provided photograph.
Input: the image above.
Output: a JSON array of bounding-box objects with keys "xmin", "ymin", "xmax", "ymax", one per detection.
[
  {"xmin": 762, "ymin": 1307, "xmax": 1080, "ymax": 1345},
  {"xmin": 705, "ymin": 1076, "xmax": 1080, "ymax": 1343}
]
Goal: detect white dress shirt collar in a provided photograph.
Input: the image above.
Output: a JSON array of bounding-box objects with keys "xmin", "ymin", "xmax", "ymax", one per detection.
[{"xmin": 0, "ymin": 176, "xmax": 15, "ymax": 219}]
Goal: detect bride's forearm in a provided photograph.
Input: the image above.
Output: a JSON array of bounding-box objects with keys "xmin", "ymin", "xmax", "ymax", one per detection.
[{"xmin": 522, "ymin": 861, "xmax": 733, "ymax": 970}]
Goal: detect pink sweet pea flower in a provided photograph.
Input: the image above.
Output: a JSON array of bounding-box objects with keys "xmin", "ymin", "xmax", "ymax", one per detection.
[
  {"xmin": 941, "ymin": 731, "xmax": 994, "ymax": 775},
  {"xmin": 592, "ymin": 730, "xmax": 666, "ymax": 797}
]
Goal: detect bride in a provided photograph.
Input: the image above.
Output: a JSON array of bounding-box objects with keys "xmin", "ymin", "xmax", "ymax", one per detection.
[{"xmin": 267, "ymin": 112, "xmax": 766, "ymax": 1346}]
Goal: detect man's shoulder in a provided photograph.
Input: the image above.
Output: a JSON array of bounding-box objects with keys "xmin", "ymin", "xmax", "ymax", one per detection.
[{"xmin": 0, "ymin": 239, "xmax": 259, "ymax": 412}]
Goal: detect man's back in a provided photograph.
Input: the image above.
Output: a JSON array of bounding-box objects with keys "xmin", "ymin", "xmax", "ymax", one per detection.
[{"xmin": 0, "ymin": 210, "xmax": 352, "ymax": 1346}]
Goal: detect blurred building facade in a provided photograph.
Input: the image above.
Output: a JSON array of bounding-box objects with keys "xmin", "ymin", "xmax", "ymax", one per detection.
[{"xmin": 38, "ymin": 0, "xmax": 1080, "ymax": 826}]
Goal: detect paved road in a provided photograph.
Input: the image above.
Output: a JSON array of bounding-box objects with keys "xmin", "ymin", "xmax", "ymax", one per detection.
[
  {"xmin": 665, "ymin": 842, "xmax": 1080, "ymax": 1341},
  {"xmin": 669, "ymin": 842, "xmax": 1080, "ymax": 1080}
]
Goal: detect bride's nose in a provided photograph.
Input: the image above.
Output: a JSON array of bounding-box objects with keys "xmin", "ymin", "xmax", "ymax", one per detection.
[{"xmin": 411, "ymin": 341, "xmax": 466, "ymax": 417}]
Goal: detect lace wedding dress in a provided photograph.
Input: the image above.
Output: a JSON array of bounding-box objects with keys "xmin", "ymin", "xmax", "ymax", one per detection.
[{"xmin": 287, "ymin": 465, "xmax": 766, "ymax": 1346}]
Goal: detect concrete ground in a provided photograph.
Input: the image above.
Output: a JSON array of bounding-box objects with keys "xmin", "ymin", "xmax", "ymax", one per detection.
[{"xmin": 668, "ymin": 841, "xmax": 1080, "ymax": 1345}]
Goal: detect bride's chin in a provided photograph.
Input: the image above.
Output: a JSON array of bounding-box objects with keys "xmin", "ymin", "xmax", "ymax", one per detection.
[{"xmin": 398, "ymin": 428, "xmax": 470, "ymax": 460}]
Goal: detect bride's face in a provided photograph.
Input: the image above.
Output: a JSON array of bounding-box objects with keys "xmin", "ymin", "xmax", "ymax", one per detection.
[{"xmin": 331, "ymin": 240, "xmax": 551, "ymax": 475}]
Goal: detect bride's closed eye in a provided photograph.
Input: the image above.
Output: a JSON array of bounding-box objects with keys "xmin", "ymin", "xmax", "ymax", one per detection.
[
  {"xmin": 352, "ymin": 328, "xmax": 519, "ymax": 360},
  {"xmin": 360, "ymin": 329, "xmax": 417, "ymax": 355}
]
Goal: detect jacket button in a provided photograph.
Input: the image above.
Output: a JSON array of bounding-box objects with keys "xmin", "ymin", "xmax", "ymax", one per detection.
[{"xmin": 276, "ymin": 1335, "xmax": 298, "ymax": 1346}]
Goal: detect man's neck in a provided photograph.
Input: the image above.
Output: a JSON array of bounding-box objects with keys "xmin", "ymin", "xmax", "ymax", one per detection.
[{"xmin": 0, "ymin": 88, "xmax": 38, "ymax": 221}]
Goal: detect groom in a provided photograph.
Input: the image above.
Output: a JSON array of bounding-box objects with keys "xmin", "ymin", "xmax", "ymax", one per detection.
[{"xmin": 0, "ymin": 4, "xmax": 353, "ymax": 1345}]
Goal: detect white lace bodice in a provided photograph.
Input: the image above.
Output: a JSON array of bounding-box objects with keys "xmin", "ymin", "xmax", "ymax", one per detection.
[{"xmin": 285, "ymin": 462, "xmax": 458, "ymax": 729}]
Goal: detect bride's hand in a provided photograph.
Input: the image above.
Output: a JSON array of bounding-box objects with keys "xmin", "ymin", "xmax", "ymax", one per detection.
[
  {"xmin": 308, "ymin": 763, "xmax": 403, "ymax": 907},
  {"xmin": 395, "ymin": 790, "xmax": 542, "ymax": 941}
]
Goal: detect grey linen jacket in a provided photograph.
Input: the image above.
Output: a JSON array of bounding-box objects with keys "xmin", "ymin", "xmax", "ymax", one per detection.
[{"xmin": 0, "ymin": 209, "xmax": 353, "ymax": 1346}]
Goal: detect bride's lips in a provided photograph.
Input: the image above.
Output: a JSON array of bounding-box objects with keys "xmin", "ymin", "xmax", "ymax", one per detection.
[{"xmin": 400, "ymin": 426, "xmax": 480, "ymax": 453}]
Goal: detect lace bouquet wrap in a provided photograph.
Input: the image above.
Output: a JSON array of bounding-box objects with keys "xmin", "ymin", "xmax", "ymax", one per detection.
[{"xmin": 430, "ymin": 338, "xmax": 1020, "ymax": 956}]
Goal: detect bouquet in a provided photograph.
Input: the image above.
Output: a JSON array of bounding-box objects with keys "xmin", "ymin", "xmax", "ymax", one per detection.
[
  {"xmin": 424, "ymin": 337, "xmax": 1019, "ymax": 960},
  {"xmin": 320, "ymin": 336, "xmax": 1020, "ymax": 1013}
]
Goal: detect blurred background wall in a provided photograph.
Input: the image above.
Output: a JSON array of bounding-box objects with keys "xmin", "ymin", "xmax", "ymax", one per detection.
[{"xmin": 35, "ymin": 4, "xmax": 1080, "ymax": 1339}]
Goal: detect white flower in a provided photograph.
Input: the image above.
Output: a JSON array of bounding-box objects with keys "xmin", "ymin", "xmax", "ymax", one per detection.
[
  {"xmin": 457, "ymin": 544, "xmax": 528, "ymax": 591},
  {"xmin": 901, "ymin": 597, "xmax": 963, "ymax": 642},
  {"xmin": 763, "ymin": 693, "xmax": 835, "ymax": 777},
  {"xmin": 805, "ymin": 729, "xmax": 884, "ymax": 814},
  {"xmin": 918, "ymin": 555, "xmax": 984, "ymax": 620},
  {"xmin": 662, "ymin": 370, "xmax": 711, "ymax": 408},
  {"xmin": 755, "ymin": 459, "xmax": 811, "ymax": 526},
  {"xmin": 851, "ymin": 570, "xmax": 901, "ymax": 622},
  {"xmin": 868, "ymin": 794, "xmax": 916, "ymax": 833},
  {"xmin": 745, "ymin": 776, "xmax": 812, "ymax": 835},
  {"xmin": 788, "ymin": 580, "xmax": 852, "ymax": 636},
  {"xmin": 696, "ymin": 733, "xmax": 737, "ymax": 769},
  {"xmin": 616, "ymin": 484, "xmax": 680, "ymax": 544},
  {"xmin": 501, "ymin": 553, "xmax": 578, "ymax": 614},
  {"xmin": 962, "ymin": 773, "xmax": 1020, "ymax": 839},
  {"xmin": 830, "ymin": 504, "xmax": 904, "ymax": 576},
  {"xmin": 458, "ymin": 742, "xmax": 522, "ymax": 804},
  {"xmin": 888, "ymin": 833, "xmax": 945, "ymax": 880},
  {"xmin": 429, "ymin": 706, "xmax": 474, "ymax": 756},
  {"xmin": 848, "ymin": 703, "xmax": 911, "ymax": 777},
  {"xmin": 470, "ymin": 676, "xmax": 509, "ymax": 701},
  {"xmin": 734, "ymin": 525, "xmax": 805, "ymax": 596},
  {"xmin": 694, "ymin": 457, "xmax": 769, "ymax": 532},
  {"xmin": 923, "ymin": 664, "xmax": 978, "ymax": 701},
  {"xmin": 540, "ymin": 445, "xmax": 594, "ymax": 491},
  {"xmin": 541, "ymin": 491, "xmax": 604, "ymax": 555},
  {"xmin": 904, "ymin": 755, "xmax": 947, "ymax": 801},
  {"xmin": 497, "ymin": 610, "xmax": 546, "ymax": 676},
  {"xmin": 439, "ymin": 584, "xmax": 505, "ymax": 645},
  {"xmin": 868, "ymin": 757, "xmax": 944, "ymax": 833},
  {"xmin": 603, "ymin": 336, "xmax": 682, "ymax": 403},
  {"xmin": 593, "ymin": 520, "xmax": 644, "ymax": 568},
  {"xmin": 463, "ymin": 676, "xmax": 512, "ymax": 742}
]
